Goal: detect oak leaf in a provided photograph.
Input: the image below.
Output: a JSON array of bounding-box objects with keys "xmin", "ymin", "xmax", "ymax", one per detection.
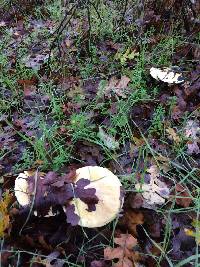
[{"xmin": 104, "ymin": 234, "xmax": 138, "ymax": 267}]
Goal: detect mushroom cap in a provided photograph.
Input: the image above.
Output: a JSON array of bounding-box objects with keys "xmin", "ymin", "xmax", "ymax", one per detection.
[
  {"xmin": 14, "ymin": 171, "xmax": 31, "ymax": 206},
  {"xmin": 150, "ymin": 67, "xmax": 184, "ymax": 84},
  {"xmin": 14, "ymin": 171, "xmax": 58, "ymax": 217},
  {"xmin": 70, "ymin": 166, "xmax": 123, "ymax": 228}
]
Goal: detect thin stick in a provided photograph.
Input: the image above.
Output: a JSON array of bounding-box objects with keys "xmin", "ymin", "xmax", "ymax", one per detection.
[{"xmin": 19, "ymin": 169, "xmax": 39, "ymax": 235}]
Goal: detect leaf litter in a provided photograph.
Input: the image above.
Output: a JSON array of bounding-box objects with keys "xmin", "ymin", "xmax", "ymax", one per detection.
[
  {"xmin": 135, "ymin": 165, "xmax": 170, "ymax": 209},
  {"xmin": 0, "ymin": 0, "xmax": 200, "ymax": 266}
]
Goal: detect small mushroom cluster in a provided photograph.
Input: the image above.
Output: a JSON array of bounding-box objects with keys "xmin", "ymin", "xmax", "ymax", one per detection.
[{"xmin": 14, "ymin": 166, "xmax": 124, "ymax": 227}]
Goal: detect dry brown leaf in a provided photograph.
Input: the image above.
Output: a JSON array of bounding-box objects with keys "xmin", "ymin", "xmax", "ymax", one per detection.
[
  {"xmin": 104, "ymin": 233, "xmax": 138, "ymax": 267},
  {"xmin": 114, "ymin": 257, "xmax": 133, "ymax": 267},
  {"xmin": 175, "ymin": 184, "xmax": 192, "ymax": 208},
  {"xmin": 104, "ymin": 247, "xmax": 125, "ymax": 260},
  {"xmin": 185, "ymin": 120, "xmax": 200, "ymax": 155},
  {"xmin": 119, "ymin": 210, "xmax": 144, "ymax": 236},
  {"xmin": 185, "ymin": 120, "xmax": 200, "ymax": 139},
  {"xmin": 104, "ymin": 76, "xmax": 131, "ymax": 98},
  {"xmin": 38, "ymin": 235, "xmax": 52, "ymax": 251},
  {"xmin": 166, "ymin": 127, "xmax": 181, "ymax": 144},
  {"xmin": 67, "ymin": 85, "xmax": 85, "ymax": 99},
  {"xmin": 187, "ymin": 141, "xmax": 200, "ymax": 155},
  {"xmin": 135, "ymin": 165, "xmax": 169, "ymax": 209},
  {"xmin": 117, "ymin": 76, "xmax": 131, "ymax": 89},
  {"xmin": 147, "ymin": 165, "xmax": 160, "ymax": 180},
  {"xmin": 114, "ymin": 234, "xmax": 138, "ymax": 250},
  {"xmin": 155, "ymin": 155, "xmax": 170, "ymax": 172}
]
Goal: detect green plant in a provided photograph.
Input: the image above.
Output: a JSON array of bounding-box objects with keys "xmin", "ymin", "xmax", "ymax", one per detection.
[
  {"xmin": 149, "ymin": 35, "xmax": 181, "ymax": 66},
  {"xmin": 149, "ymin": 104, "xmax": 166, "ymax": 136},
  {"xmin": 68, "ymin": 113, "xmax": 96, "ymax": 142},
  {"xmin": 34, "ymin": 0, "xmax": 64, "ymax": 21},
  {"xmin": 89, "ymin": 1, "xmax": 118, "ymax": 39}
]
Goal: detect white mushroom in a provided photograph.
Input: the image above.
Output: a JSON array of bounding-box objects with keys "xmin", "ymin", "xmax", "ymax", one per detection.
[
  {"xmin": 150, "ymin": 67, "xmax": 184, "ymax": 84},
  {"xmin": 70, "ymin": 166, "xmax": 123, "ymax": 228},
  {"xmin": 14, "ymin": 171, "xmax": 58, "ymax": 217},
  {"xmin": 14, "ymin": 171, "xmax": 32, "ymax": 206}
]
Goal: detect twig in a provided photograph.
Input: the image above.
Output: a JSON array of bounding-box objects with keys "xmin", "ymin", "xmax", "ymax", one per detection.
[{"xmin": 19, "ymin": 169, "xmax": 39, "ymax": 235}]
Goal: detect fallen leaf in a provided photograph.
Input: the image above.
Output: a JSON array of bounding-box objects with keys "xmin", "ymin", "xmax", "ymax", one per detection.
[
  {"xmin": 104, "ymin": 247, "xmax": 124, "ymax": 260},
  {"xmin": 90, "ymin": 260, "xmax": 108, "ymax": 267},
  {"xmin": 19, "ymin": 171, "xmax": 99, "ymax": 223},
  {"xmin": 185, "ymin": 120, "xmax": 200, "ymax": 139},
  {"xmin": 185, "ymin": 120, "xmax": 200, "ymax": 154},
  {"xmin": 114, "ymin": 234, "xmax": 138, "ymax": 250},
  {"xmin": 119, "ymin": 210, "xmax": 144, "ymax": 236},
  {"xmin": 25, "ymin": 53, "xmax": 50, "ymax": 70},
  {"xmin": 135, "ymin": 165, "xmax": 169, "ymax": 209},
  {"xmin": 0, "ymin": 21, "xmax": 6, "ymax": 27},
  {"xmin": 103, "ymin": 76, "xmax": 131, "ymax": 98},
  {"xmin": 114, "ymin": 257, "xmax": 133, "ymax": 267},
  {"xmin": 104, "ymin": 233, "xmax": 138, "ymax": 267},
  {"xmin": 24, "ymin": 85, "xmax": 37, "ymax": 98},
  {"xmin": 0, "ymin": 191, "xmax": 12, "ymax": 237},
  {"xmin": 38, "ymin": 235, "xmax": 52, "ymax": 251},
  {"xmin": 187, "ymin": 141, "xmax": 200, "ymax": 155},
  {"xmin": 115, "ymin": 48, "xmax": 139, "ymax": 65},
  {"xmin": 171, "ymin": 214, "xmax": 196, "ymax": 260},
  {"xmin": 175, "ymin": 184, "xmax": 192, "ymax": 208},
  {"xmin": 155, "ymin": 155, "xmax": 170, "ymax": 172},
  {"xmin": 98, "ymin": 127, "xmax": 119, "ymax": 150},
  {"xmin": 166, "ymin": 127, "xmax": 181, "ymax": 144},
  {"xmin": 67, "ymin": 85, "xmax": 85, "ymax": 100}
]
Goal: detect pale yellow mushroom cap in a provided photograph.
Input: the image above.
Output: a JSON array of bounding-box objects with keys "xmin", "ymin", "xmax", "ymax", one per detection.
[
  {"xmin": 14, "ymin": 171, "xmax": 30, "ymax": 206},
  {"xmin": 14, "ymin": 171, "xmax": 57, "ymax": 217},
  {"xmin": 70, "ymin": 166, "xmax": 123, "ymax": 228},
  {"xmin": 150, "ymin": 67, "xmax": 184, "ymax": 84}
]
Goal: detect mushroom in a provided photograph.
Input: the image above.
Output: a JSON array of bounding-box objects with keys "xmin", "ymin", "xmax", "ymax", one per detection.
[
  {"xmin": 14, "ymin": 171, "xmax": 58, "ymax": 217},
  {"xmin": 150, "ymin": 67, "xmax": 184, "ymax": 84},
  {"xmin": 14, "ymin": 171, "xmax": 32, "ymax": 206},
  {"xmin": 70, "ymin": 166, "xmax": 123, "ymax": 228}
]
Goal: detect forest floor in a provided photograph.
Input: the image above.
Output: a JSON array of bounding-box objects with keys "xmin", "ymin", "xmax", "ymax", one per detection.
[{"xmin": 0, "ymin": 1, "xmax": 200, "ymax": 266}]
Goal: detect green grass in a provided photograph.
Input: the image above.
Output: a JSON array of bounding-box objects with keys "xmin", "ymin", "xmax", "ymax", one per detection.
[{"xmin": 0, "ymin": 0, "xmax": 200, "ymax": 266}]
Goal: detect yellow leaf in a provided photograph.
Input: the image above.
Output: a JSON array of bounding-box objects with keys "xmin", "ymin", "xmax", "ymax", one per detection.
[
  {"xmin": 115, "ymin": 48, "xmax": 139, "ymax": 65},
  {"xmin": 0, "ymin": 191, "xmax": 12, "ymax": 237}
]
